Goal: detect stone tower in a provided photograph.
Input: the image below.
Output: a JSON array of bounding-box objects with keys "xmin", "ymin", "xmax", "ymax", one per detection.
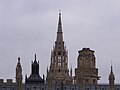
[
  {"xmin": 109, "ymin": 65, "xmax": 115, "ymax": 90},
  {"xmin": 46, "ymin": 12, "xmax": 72, "ymax": 90},
  {"xmin": 75, "ymin": 48, "xmax": 100, "ymax": 86},
  {"xmin": 16, "ymin": 57, "xmax": 22, "ymax": 90},
  {"xmin": 25, "ymin": 54, "xmax": 44, "ymax": 84}
]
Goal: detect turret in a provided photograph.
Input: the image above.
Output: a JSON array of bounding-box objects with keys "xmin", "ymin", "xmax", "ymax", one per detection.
[
  {"xmin": 109, "ymin": 65, "xmax": 115, "ymax": 90},
  {"xmin": 16, "ymin": 57, "xmax": 22, "ymax": 90},
  {"xmin": 25, "ymin": 54, "xmax": 44, "ymax": 84},
  {"xmin": 75, "ymin": 48, "xmax": 100, "ymax": 85}
]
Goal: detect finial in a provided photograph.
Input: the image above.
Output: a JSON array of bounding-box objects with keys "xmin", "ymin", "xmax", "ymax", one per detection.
[
  {"xmin": 111, "ymin": 60, "xmax": 112, "ymax": 69},
  {"xmin": 47, "ymin": 66, "xmax": 49, "ymax": 74},
  {"xmin": 35, "ymin": 54, "xmax": 36, "ymax": 61},
  {"xmin": 18, "ymin": 57, "xmax": 20, "ymax": 63},
  {"xmin": 58, "ymin": 10, "xmax": 62, "ymax": 25},
  {"xmin": 111, "ymin": 60, "xmax": 113, "ymax": 72},
  {"xmin": 70, "ymin": 64, "xmax": 72, "ymax": 76},
  {"xmin": 58, "ymin": 10, "xmax": 62, "ymax": 22},
  {"xmin": 18, "ymin": 57, "xmax": 20, "ymax": 60}
]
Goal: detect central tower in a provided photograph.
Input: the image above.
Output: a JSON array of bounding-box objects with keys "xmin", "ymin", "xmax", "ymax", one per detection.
[{"xmin": 46, "ymin": 12, "xmax": 72, "ymax": 90}]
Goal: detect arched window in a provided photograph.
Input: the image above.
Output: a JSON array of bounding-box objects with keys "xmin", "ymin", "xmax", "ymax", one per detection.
[{"xmin": 58, "ymin": 56, "xmax": 61, "ymax": 66}]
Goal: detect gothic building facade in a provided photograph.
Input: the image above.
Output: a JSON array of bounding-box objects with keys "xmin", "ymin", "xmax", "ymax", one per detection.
[{"xmin": 0, "ymin": 12, "xmax": 120, "ymax": 90}]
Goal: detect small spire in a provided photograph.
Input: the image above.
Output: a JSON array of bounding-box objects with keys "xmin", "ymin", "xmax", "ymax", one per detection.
[
  {"xmin": 111, "ymin": 65, "xmax": 113, "ymax": 73},
  {"xmin": 47, "ymin": 67, "xmax": 49, "ymax": 74},
  {"xmin": 109, "ymin": 61, "xmax": 115, "ymax": 90},
  {"xmin": 109, "ymin": 61, "xmax": 115, "ymax": 78},
  {"xmin": 111, "ymin": 60, "xmax": 113, "ymax": 73},
  {"xmin": 70, "ymin": 67, "xmax": 72, "ymax": 77},
  {"xmin": 70, "ymin": 64, "xmax": 72, "ymax": 76},
  {"xmin": 35, "ymin": 54, "xmax": 36, "ymax": 61}
]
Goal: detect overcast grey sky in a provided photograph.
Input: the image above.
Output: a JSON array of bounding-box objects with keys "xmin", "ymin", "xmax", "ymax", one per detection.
[{"xmin": 0, "ymin": 0, "xmax": 120, "ymax": 83}]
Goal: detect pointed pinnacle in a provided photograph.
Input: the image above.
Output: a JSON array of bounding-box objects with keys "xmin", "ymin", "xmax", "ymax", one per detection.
[{"xmin": 35, "ymin": 54, "xmax": 36, "ymax": 61}]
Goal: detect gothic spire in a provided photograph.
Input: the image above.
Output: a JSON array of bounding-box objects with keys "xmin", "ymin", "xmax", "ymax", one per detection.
[
  {"xmin": 46, "ymin": 11, "xmax": 73, "ymax": 87},
  {"xmin": 110, "ymin": 61, "xmax": 114, "ymax": 76},
  {"xmin": 109, "ymin": 64, "xmax": 115, "ymax": 78},
  {"xmin": 56, "ymin": 10, "xmax": 63, "ymax": 42},
  {"xmin": 109, "ymin": 63, "xmax": 115, "ymax": 90}
]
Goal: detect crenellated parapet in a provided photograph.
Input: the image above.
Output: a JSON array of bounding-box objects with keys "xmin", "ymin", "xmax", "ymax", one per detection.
[{"xmin": 0, "ymin": 79, "xmax": 14, "ymax": 85}]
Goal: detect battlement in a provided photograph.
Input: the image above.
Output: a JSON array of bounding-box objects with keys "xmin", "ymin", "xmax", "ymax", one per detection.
[
  {"xmin": 0, "ymin": 79, "xmax": 4, "ymax": 84},
  {"xmin": 0, "ymin": 79, "xmax": 13, "ymax": 84},
  {"xmin": 7, "ymin": 79, "xmax": 13, "ymax": 84}
]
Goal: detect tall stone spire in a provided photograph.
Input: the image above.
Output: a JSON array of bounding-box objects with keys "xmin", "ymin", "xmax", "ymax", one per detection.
[
  {"xmin": 46, "ymin": 11, "xmax": 72, "ymax": 90},
  {"xmin": 109, "ymin": 64, "xmax": 115, "ymax": 90},
  {"xmin": 51, "ymin": 11, "xmax": 68, "ymax": 68},
  {"xmin": 16, "ymin": 57, "xmax": 22, "ymax": 90},
  {"xmin": 56, "ymin": 10, "xmax": 63, "ymax": 42},
  {"xmin": 54, "ymin": 10, "xmax": 65, "ymax": 52}
]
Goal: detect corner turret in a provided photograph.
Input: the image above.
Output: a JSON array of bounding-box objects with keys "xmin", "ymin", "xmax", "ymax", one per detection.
[
  {"xmin": 16, "ymin": 57, "xmax": 22, "ymax": 90},
  {"xmin": 109, "ymin": 64, "xmax": 115, "ymax": 90}
]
